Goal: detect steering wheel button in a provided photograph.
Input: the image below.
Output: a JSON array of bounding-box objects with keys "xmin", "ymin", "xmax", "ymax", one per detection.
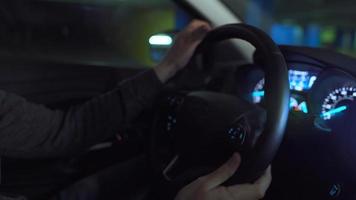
[
  {"xmin": 329, "ymin": 184, "xmax": 341, "ymax": 198},
  {"xmin": 227, "ymin": 127, "xmax": 246, "ymax": 146}
]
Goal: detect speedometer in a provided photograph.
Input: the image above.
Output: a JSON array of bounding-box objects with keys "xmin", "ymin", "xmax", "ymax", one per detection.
[
  {"xmin": 321, "ymin": 87, "xmax": 356, "ymax": 120},
  {"xmin": 310, "ymin": 69, "xmax": 356, "ymax": 132}
]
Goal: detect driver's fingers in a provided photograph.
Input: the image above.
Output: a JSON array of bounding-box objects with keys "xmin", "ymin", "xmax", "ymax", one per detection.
[
  {"xmin": 181, "ymin": 20, "xmax": 211, "ymax": 42},
  {"xmin": 254, "ymin": 165, "xmax": 272, "ymax": 193},
  {"xmin": 201, "ymin": 153, "xmax": 241, "ymax": 190},
  {"xmin": 226, "ymin": 184, "xmax": 264, "ymax": 200},
  {"xmin": 226, "ymin": 166, "xmax": 272, "ymax": 200},
  {"xmin": 164, "ymin": 20, "xmax": 211, "ymax": 69}
]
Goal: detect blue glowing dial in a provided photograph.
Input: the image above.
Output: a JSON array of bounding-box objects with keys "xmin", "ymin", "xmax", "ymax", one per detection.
[
  {"xmin": 252, "ymin": 79, "xmax": 265, "ymax": 103},
  {"xmin": 321, "ymin": 87, "xmax": 356, "ymax": 120}
]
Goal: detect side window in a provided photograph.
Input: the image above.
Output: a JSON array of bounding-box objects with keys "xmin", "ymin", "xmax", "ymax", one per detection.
[{"xmin": 0, "ymin": 1, "xmax": 191, "ymax": 67}]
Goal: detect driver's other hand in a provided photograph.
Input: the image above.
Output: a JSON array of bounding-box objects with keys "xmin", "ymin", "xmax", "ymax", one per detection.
[
  {"xmin": 154, "ymin": 20, "xmax": 212, "ymax": 83},
  {"xmin": 174, "ymin": 153, "xmax": 272, "ymax": 200}
]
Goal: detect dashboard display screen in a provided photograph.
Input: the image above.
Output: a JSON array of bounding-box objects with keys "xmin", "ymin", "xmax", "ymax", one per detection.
[{"xmin": 288, "ymin": 69, "xmax": 317, "ymax": 91}]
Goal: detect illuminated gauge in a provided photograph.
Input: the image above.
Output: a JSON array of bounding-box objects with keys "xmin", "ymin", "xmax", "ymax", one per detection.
[
  {"xmin": 252, "ymin": 70, "xmax": 317, "ymax": 104},
  {"xmin": 252, "ymin": 80, "xmax": 309, "ymax": 114},
  {"xmin": 252, "ymin": 79, "xmax": 265, "ymax": 103},
  {"xmin": 290, "ymin": 96, "xmax": 308, "ymax": 114},
  {"xmin": 289, "ymin": 70, "xmax": 317, "ymax": 91},
  {"xmin": 321, "ymin": 86, "xmax": 356, "ymax": 120}
]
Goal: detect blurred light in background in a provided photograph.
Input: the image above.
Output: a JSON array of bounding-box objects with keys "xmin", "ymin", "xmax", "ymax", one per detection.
[
  {"xmin": 304, "ymin": 24, "xmax": 321, "ymax": 47},
  {"xmin": 270, "ymin": 24, "xmax": 303, "ymax": 45},
  {"xmin": 223, "ymin": 0, "xmax": 356, "ymax": 57},
  {"xmin": 149, "ymin": 34, "xmax": 173, "ymax": 46}
]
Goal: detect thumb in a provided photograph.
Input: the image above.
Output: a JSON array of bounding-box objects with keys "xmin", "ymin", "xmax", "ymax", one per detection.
[{"xmin": 202, "ymin": 153, "xmax": 241, "ymax": 190}]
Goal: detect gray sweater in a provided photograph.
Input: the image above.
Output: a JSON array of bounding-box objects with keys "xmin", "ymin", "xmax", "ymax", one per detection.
[{"xmin": 0, "ymin": 69, "xmax": 163, "ymax": 199}]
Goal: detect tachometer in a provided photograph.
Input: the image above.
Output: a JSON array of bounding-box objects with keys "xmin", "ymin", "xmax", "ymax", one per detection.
[
  {"xmin": 252, "ymin": 79, "xmax": 264, "ymax": 103},
  {"xmin": 321, "ymin": 87, "xmax": 356, "ymax": 120}
]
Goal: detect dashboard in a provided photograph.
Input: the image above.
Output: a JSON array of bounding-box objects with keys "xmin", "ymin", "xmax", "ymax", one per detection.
[
  {"xmin": 167, "ymin": 45, "xmax": 356, "ymax": 199},
  {"xmin": 229, "ymin": 46, "xmax": 356, "ymax": 199}
]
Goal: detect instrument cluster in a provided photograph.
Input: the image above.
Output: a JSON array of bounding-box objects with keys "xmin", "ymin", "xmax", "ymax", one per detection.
[{"xmin": 242, "ymin": 63, "xmax": 356, "ymax": 133}]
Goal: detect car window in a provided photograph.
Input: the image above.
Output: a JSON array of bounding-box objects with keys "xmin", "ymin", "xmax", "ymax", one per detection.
[
  {"xmin": 0, "ymin": 0, "xmax": 190, "ymax": 67},
  {"xmin": 221, "ymin": 0, "xmax": 356, "ymax": 57}
]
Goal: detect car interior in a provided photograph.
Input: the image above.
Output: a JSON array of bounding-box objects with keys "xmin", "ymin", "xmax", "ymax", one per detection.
[{"xmin": 0, "ymin": 0, "xmax": 355, "ymax": 199}]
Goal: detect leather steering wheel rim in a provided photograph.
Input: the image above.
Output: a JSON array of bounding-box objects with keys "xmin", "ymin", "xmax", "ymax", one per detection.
[{"xmin": 150, "ymin": 23, "xmax": 290, "ymax": 184}]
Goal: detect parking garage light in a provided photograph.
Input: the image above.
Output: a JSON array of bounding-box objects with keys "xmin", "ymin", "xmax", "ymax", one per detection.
[{"xmin": 149, "ymin": 34, "xmax": 173, "ymax": 46}]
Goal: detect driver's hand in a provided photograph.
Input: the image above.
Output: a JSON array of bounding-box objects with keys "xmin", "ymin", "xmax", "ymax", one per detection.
[
  {"xmin": 174, "ymin": 153, "xmax": 272, "ymax": 200},
  {"xmin": 154, "ymin": 20, "xmax": 211, "ymax": 83}
]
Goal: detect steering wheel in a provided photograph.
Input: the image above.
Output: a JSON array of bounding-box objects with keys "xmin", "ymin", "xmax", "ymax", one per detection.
[{"xmin": 150, "ymin": 23, "xmax": 290, "ymax": 187}]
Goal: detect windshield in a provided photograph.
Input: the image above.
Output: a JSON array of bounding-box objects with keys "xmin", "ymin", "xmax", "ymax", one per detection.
[
  {"xmin": 0, "ymin": 0, "xmax": 188, "ymax": 67},
  {"xmin": 222, "ymin": 0, "xmax": 356, "ymax": 57}
]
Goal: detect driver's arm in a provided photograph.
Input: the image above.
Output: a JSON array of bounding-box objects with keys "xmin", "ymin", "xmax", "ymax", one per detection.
[
  {"xmin": 175, "ymin": 153, "xmax": 272, "ymax": 200},
  {"xmin": 0, "ymin": 20, "xmax": 211, "ymax": 159}
]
